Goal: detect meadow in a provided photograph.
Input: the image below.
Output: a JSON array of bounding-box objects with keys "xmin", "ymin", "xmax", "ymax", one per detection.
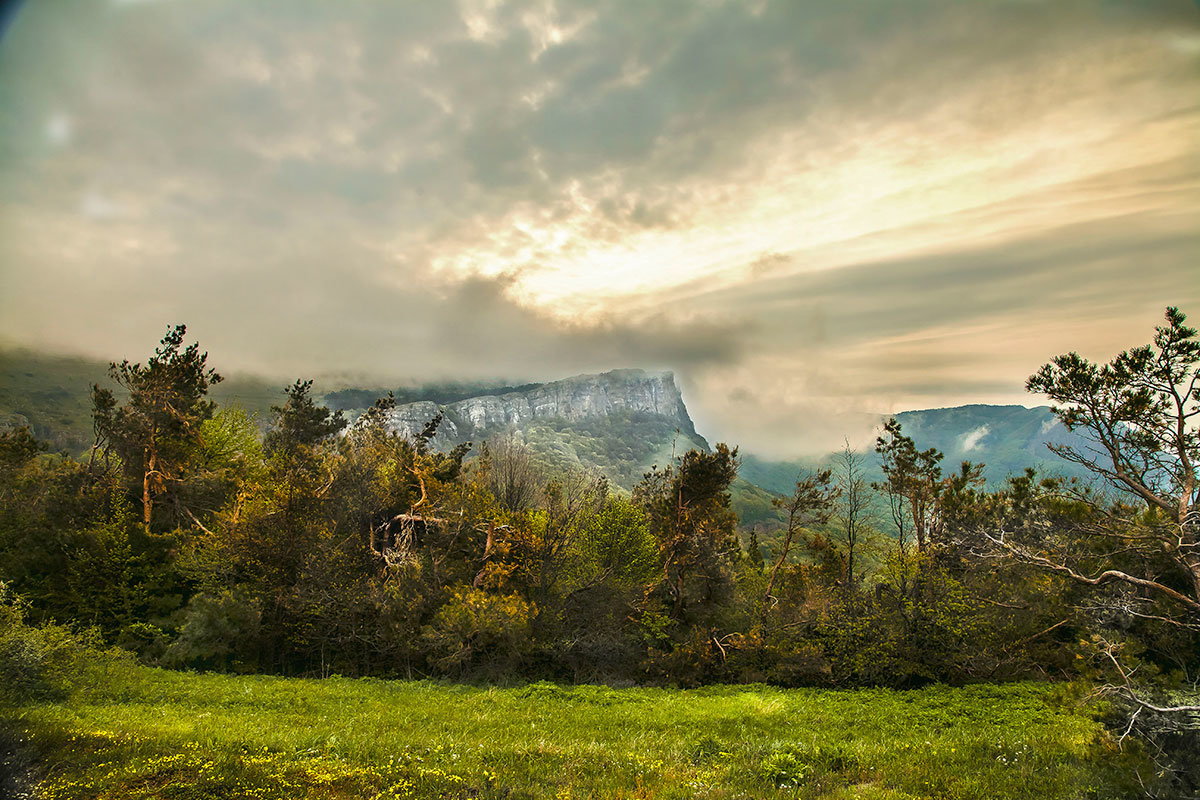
[{"xmin": 4, "ymin": 663, "xmax": 1141, "ymax": 800}]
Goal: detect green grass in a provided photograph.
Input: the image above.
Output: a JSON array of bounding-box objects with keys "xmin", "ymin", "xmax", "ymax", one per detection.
[{"xmin": 4, "ymin": 663, "xmax": 1139, "ymax": 799}]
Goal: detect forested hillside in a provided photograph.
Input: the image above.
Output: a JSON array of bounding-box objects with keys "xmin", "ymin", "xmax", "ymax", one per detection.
[{"xmin": 0, "ymin": 350, "xmax": 284, "ymax": 454}]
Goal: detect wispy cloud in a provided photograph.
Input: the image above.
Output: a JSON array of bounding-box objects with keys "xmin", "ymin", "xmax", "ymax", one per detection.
[{"xmin": 960, "ymin": 426, "xmax": 990, "ymax": 453}]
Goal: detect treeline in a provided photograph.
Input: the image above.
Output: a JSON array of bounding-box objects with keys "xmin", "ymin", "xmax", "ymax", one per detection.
[{"xmin": 1, "ymin": 315, "xmax": 1198, "ymax": 739}]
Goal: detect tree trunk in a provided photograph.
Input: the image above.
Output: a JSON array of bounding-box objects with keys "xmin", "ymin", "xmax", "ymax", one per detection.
[
  {"xmin": 142, "ymin": 446, "xmax": 156, "ymax": 531},
  {"xmin": 764, "ymin": 525, "xmax": 798, "ymax": 614}
]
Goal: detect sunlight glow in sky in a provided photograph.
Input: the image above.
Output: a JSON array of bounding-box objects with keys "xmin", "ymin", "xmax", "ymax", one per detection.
[{"xmin": 0, "ymin": 0, "xmax": 1197, "ymax": 455}]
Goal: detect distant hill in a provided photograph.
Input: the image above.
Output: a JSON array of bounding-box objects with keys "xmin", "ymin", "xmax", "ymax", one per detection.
[
  {"xmin": 0, "ymin": 350, "xmax": 111, "ymax": 453},
  {"xmin": 740, "ymin": 404, "xmax": 1097, "ymax": 497},
  {"xmin": 0, "ymin": 350, "xmax": 285, "ymax": 453},
  {"xmin": 892, "ymin": 404, "xmax": 1091, "ymax": 482}
]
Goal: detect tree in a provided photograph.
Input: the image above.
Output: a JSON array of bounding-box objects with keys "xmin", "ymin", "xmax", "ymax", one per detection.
[
  {"xmin": 92, "ymin": 324, "xmax": 222, "ymax": 531},
  {"xmin": 985, "ymin": 306, "xmax": 1200, "ymax": 790},
  {"xmin": 187, "ymin": 387, "xmax": 371, "ymax": 675},
  {"xmin": 495, "ymin": 467, "xmax": 608, "ymax": 621},
  {"xmin": 874, "ymin": 418, "xmax": 944, "ymax": 551},
  {"xmin": 1024, "ymin": 306, "xmax": 1199, "ymax": 610},
  {"xmin": 481, "ymin": 433, "xmax": 540, "ymax": 514},
  {"xmin": 636, "ymin": 443, "xmax": 740, "ymax": 623},
  {"xmin": 763, "ymin": 469, "xmax": 837, "ymax": 612},
  {"xmin": 263, "ymin": 380, "xmax": 346, "ymax": 457},
  {"xmin": 832, "ymin": 441, "xmax": 876, "ymax": 594}
]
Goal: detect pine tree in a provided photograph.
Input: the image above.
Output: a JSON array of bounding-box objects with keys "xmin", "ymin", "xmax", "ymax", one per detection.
[{"xmin": 92, "ymin": 324, "xmax": 221, "ymax": 531}]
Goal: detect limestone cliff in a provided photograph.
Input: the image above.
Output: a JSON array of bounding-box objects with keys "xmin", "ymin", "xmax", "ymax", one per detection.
[{"xmin": 379, "ymin": 369, "xmax": 696, "ymax": 447}]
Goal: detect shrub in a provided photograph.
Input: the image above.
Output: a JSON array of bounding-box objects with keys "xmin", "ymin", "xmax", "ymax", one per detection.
[
  {"xmin": 0, "ymin": 582, "xmax": 93, "ymax": 703},
  {"xmin": 421, "ymin": 587, "xmax": 534, "ymax": 677},
  {"xmin": 163, "ymin": 591, "xmax": 262, "ymax": 671}
]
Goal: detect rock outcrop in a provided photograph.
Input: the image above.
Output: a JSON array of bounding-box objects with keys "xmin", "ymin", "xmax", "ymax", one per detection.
[{"xmin": 380, "ymin": 369, "xmax": 695, "ymax": 446}]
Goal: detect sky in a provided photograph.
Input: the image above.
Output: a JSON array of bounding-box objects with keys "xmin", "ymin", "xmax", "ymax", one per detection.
[{"xmin": 0, "ymin": 0, "xmax": 1197, "ymax": 456}]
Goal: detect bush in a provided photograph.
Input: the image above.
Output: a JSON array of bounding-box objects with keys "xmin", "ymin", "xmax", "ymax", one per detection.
[
  {"xmin": 759, "ymin": 749, "xmax": 810, "ymax": 789},
  {"xmin": 0, "ymin": 583, "xmax": 93, "ymax": 703},
  {"xmin": 757, "ymin": 743, "xmax": 862, "ymax": 792},
  {"xmin": 164, "ymin": 591, "xmax": 261, "ymax": 671},
  {"xmin": 421, "ymin": 587, "xmax": 534, "ymax": 677}
]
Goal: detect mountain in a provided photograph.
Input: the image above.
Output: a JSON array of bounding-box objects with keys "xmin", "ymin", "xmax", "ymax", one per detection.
[
  {"xmin": 892, "ymin": 404, "xmax": 1089, "ymax": 482},
  {"xmin": 375, "ymin": 369, "xmax": 698, "ymax": 446},
  {"xmin": 338, "ymin": 369, "xmax": 710, "ymax": 493},
  {"xmin": 739, "ymin": 404, "xmax": 1096, "ymax": 497}
]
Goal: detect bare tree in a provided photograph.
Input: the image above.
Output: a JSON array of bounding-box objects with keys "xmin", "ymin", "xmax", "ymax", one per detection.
[
  {"xmin": 832, "ymin": 440, "xmax": 874, "ymax": 594},
  {"xmin": 483, "ymin": 432, "xmax": 541, "ymax": 514},
  {"xmin": 529, "ymin": 469, "xmax": 608, "ymax": 605}
]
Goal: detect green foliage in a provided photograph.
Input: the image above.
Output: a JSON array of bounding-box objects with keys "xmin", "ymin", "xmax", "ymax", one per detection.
[
  {"xmin": 0, "ymin": 439, "xmax": 185, "ymax": 643},
  {"xmin": 263, "ymin": 379, "xmax": 346, "ymax": 456},
  {"xmin": 199, "ymin": 406, "xmax": 264, "ymax": 477},
  {"xmin": 759, "ymin": 748, "xmax": 811, "ymax": 789},
  {"xmin": 0, "ymin": 426, "xmax": 47, "ymax": 467},
  {"xmin": 0, "ymin": 584, "xmax": 96, "ymax": 703},
  {"xmin": 637, "ymin": 443, "xmax": 740, "ymax": 624},
  {"xmin": 823, "ymin": 551, "xmax": 994, "ymax": 687},
  {"xmin": 568, "ymin": 495, "xmax": 658, "ymax": 589},
  {"xmin": 874, "ymin": 417, "xmax": 946, "ymax": 550},
  {"xmin": 421, "ymin": 587, "xmax": 534, "ymax": 676},
  {"xmin": 164, "ymin": 591, "xmax": 262, "ymax": 671},
  {"xmin": 91, "ymin": 323, "xmax": 223, "ymax": 531}
]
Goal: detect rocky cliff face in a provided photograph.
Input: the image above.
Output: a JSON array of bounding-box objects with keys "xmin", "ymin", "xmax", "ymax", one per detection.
[{"xmin": 380, "ymin": 369, "xmax": 696, "ymax": 446}]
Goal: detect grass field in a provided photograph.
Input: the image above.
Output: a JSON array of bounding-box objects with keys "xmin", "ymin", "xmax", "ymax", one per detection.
[{"xmin": 4, "ymin": 664, "xmax": 1139, "ymax": 800}]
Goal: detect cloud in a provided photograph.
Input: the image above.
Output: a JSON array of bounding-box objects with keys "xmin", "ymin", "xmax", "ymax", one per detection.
[
  {"xmin": 44, "ymin": 113, "xmax": 72, "ymax": 146},
  {"xmin": 0, "ymin": 0, "xmax": 1196, "ymax": 456},
  {"xmin": 959, "ymin": 426, "xmax": 990, "ymax": 453}
]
